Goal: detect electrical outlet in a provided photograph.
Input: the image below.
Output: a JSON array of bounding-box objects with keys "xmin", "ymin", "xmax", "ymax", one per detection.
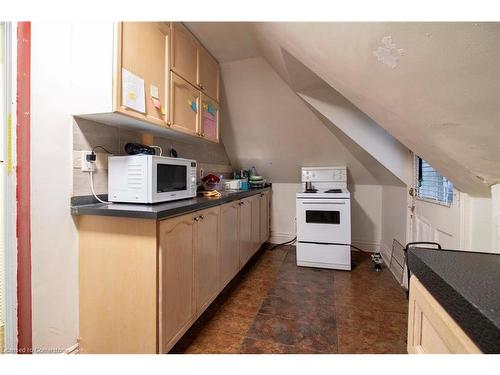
[
  {"xmin": 199, "ymin": 168, "xmax": 204, "ymax": 179},
  {"xmin": 81, "ymin": 151, "xmax": 95, "ymax": 172}
]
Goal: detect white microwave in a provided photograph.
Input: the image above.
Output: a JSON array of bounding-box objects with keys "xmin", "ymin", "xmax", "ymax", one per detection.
[{"xmin": 108, "ymin": 155, "xmax": 197, "ymax": 204}]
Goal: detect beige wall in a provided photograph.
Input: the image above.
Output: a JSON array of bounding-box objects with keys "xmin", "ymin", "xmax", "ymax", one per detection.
[
  {"xmin": 220, "ymin": 57, "xmax": 398, "ymax": 185},
  {"xmin": 220, "ymin": 57, "xmax": 394, "ymax": 249},
  {"xmin": 73, "ymin": 118, "xmax": 232, "ymax": 197}
]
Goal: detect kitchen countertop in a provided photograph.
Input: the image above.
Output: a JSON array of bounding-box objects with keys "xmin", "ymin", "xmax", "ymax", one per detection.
[
  {"xmin": 408, "ymin": 247, "xmax": 500, "ymax": 353},
  {"xmin": 71, "ymin": 186, "xmax": 271, "ymax": 220}
]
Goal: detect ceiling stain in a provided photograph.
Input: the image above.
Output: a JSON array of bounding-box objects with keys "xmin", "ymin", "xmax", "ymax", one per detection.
[{"xmin": 373, "ymin": 36, "xmax": 405, "ymax": 69}]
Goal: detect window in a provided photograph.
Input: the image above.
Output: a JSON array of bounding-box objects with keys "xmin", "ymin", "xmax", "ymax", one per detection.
[{"xmin": 415, "ymin": 156, "xmax": 453, "ymax": 205}]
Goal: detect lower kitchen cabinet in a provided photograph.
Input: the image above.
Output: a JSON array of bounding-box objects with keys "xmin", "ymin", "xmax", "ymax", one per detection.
[
  {"xmin": 78, "ymin": 190, "xmax": 271, "ymax": 354},
  {"xmin": 194, "ymin": 207, "xmax": 220, "ymax": 313},
  {"xmin": 159, "ymin": 212, "xmax": 196, "ymax": 352},
  {"xmin": 79, "ymin": 216, "xmax": 158, "ymax": 354},
  {"xmin": 219, "ymin": 202, "xmax": 240, "ymax": 289},
  {"xmin": 250, "ymin": 195, "xmax": 261, "ymax": 257},
  {"xmin": 407, "ymin": 275, "xmax": 481, "ymax": 354},
  {"xmin": 238, "ymin": 198, "xmax": 253, "ymax": 267},
  {"xmin": 259, "ymin": 191, "xmax": 270, "ymax": 244}
]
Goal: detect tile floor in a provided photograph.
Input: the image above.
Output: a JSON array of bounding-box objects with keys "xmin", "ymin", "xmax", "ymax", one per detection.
[{"xmin": 171, "ymin": 245, "xmax": 408, "ymax": 354}]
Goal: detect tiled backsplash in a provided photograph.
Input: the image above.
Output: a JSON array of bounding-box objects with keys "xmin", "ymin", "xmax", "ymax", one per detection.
[{"xmin": 73, "ymin": 117, "xmax": 233, "ymax": 197}]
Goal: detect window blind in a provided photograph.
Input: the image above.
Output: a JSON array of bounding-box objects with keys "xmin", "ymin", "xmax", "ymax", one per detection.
[{"xmin": 416, "ymin": 156, "xmax": 453, "ymax": 205}]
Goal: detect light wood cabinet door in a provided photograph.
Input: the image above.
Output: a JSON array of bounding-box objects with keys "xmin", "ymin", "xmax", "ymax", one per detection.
[
  {"xmin": 170, "ymin": 72, "xmax": 200, "ymax": 136},
  {"xmin": 407, "ymin": 275, "xmax": 481, "ymax": 354},
  {"xmin": 159, "ymin": 213, "xmax": 196, "ymax": 352},
  {"xmin": 200, "ymin": 94, "xmax": 219, "ymax": 143},
  {"xmin": 259, "ymin": 191, "xmax": 270, "ymax": 244},
  {"xmin": 171, "ymin": 23, "xmax": 198, "ymax": 85},
  {"xmin": 120, "ymin": 22, "xmax": 170, "ymax": 124},
  {"xmin": 239, "ymin": 199, "xmax": 252, "ymax": 268},
  {"xmin": 198, "ymin": 46, "xmax": 220, "ymax": 101},
  {"xmin": 219, "ymin": 202, "xmax": 240, "ymax": 289},
  {"xmin": 250, "ymin": 196, "xmax": 261, "ymax": 256},
  {"xmin": 195, "ymin": 207, "xmax": 220, "ymax": 313}
]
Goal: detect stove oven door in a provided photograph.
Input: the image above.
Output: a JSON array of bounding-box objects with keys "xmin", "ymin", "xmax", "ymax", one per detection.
[{"xmin": 296, "ymin": 198, "xmax": 351, "ymax": 244}]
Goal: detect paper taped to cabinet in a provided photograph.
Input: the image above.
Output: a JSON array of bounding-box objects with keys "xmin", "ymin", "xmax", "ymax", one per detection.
[{"xmin": 122, "ymin": 68, "xmax": 146, "ymax": 114}]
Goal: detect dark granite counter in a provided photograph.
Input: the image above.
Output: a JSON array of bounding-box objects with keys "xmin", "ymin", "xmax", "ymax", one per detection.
[
  {"xmin": 71, "ymin": 186, "xmax": 271, "ymax": 220},
  {"xmin": 408, "ymin": 247, "xmax": 500, "ymax": 353}
]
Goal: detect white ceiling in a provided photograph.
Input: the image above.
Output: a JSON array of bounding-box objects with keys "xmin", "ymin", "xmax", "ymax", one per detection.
[
  {"xmin": 185, "ymin": 22, "xmax": 259, "ymax": 62},
  {"xmin": 185, "ymin": 22, "xmax": 500, "ymax": 196}
]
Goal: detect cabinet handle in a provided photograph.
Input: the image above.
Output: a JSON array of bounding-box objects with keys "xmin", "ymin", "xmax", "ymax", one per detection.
[
  {"xmin": 199, "ymin": 215, "xmax": 204, "ymax": 220},
  {"xmin": 260, "ymin": 193, "xmax": 264, "ymax": 197},
  {"xmin": 166, "ymin": 121, "xmax": 172, "ymax": 127},
  {"xmin": 193, "ymin": 216, "xmax": 199, "ymax": 221}
]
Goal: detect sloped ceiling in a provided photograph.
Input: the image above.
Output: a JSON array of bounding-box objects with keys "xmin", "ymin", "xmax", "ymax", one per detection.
[
  {"xmin": 187, "ymin": 22, "xmax": 500, "ymax": 196},
  {"xmin": 219, "ymin": 57, "xmax": 403, "ymax": 186}
]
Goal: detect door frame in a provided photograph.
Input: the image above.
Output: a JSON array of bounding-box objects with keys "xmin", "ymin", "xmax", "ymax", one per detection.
[{"xmin": 2, "ymin": 21, "xmax": 18, "ymax": 353}]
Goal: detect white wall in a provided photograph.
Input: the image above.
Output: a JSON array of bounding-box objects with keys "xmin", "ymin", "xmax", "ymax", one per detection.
[
  {"xmin": 462, "ymin": 193, "xmax": 495, "ymax": 252},
  {"xmin": 31, "ymin": 22, "xmax": 79, "ymax": 352},
  {"xmin": 381, "ymin": 185, "xmax": 407, "ymax": 253}
]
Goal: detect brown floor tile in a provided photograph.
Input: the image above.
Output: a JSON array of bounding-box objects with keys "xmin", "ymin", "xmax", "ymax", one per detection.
[
  {"xmin": 182, "ymin": 329, "xmax": 244, "ymax": 354},
  {"xmin": 203, "ymin": 308, "xmax": 256, "ymax": 337},
  {"xmin": 239, "ymin": 337, "xmax": 325, "ymax": 354},
  {"xmin": 245, "ymin": 313, "xmax": 337, "ymax": 353},
  {"xmin": 336, "ymin": 306, "xmax": 407, "ymax": 354},
  {"xmin": 172, "ymin": 246, "xmax": 407, "ymax": 355},
  {"xmin": 260, "ymin": 295, "xmax": 335, "ymax": 324}
]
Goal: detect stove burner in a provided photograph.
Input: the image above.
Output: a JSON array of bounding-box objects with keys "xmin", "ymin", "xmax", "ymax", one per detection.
[
  {"xmin": 324, "ymin": 189, "xmax": 342, "ymax": 193},
  {"xmin": 304, "ymin": 189, "xmax": 318, "ymax": 193}
]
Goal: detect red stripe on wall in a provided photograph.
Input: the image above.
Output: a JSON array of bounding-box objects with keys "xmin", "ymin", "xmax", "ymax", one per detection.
[{"xmin": 16, "ymin": 21, "xmax": 32, "ymax": 354}]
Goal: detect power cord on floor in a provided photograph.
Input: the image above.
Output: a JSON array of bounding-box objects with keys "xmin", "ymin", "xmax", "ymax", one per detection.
[
  {"xmin": 269, "ymin": 237, "xmax": 297, "ymax": 251},
  {"xmin": 269, "ymin": 238, "xmax": 374, "ymax": 254}
]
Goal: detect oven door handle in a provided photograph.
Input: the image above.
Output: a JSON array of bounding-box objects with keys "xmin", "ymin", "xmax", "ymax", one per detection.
[{"xmin": 301, "ymin": 201, "xmax": 345, "ymax": 205}]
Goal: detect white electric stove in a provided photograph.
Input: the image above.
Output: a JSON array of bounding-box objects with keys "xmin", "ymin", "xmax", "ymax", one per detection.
[{"xmin": 296, "ymin": 166, "xmax": 351, "ymax": 270}]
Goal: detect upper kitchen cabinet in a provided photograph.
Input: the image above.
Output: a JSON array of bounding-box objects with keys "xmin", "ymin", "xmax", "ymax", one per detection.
[
  {"xmin": 171, "ymin": 23, "xmax": 220, "ymax": 102},
  {"xmin": 198, "ymin": 46, "xmax": 220, "ymax": 101},
  {"xmin": 119, "ymin": 22, "xmax": 169, "ymax": 125},
  {"xmin": 200, "ymin": 94, "xmax": 219, "ymax": 142},
  {"xmin": 70, "ymin": 21, "xmax": 220, "ymax": 144},
  {"xmin": 170, "ymin": 72, "xmax": 200, "ymax": 137},
  {"xmin": 171, "ymin": 23, "xmax": 198, "ymax": 86}
]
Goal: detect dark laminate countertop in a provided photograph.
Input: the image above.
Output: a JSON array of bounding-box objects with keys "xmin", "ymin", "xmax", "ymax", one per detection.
[
  {"xmin": 408, "ymin": 247, "xmax": 500, "ymax": 353},
  {"xmin": 71, "ymin": 186, "xmax": 271, "ymax": 220}
]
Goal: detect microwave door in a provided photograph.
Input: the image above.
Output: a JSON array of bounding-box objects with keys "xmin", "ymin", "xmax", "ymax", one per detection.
[{"xmin": 153, "ymin": 161, "xmax": 189, "ymax": 202}]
